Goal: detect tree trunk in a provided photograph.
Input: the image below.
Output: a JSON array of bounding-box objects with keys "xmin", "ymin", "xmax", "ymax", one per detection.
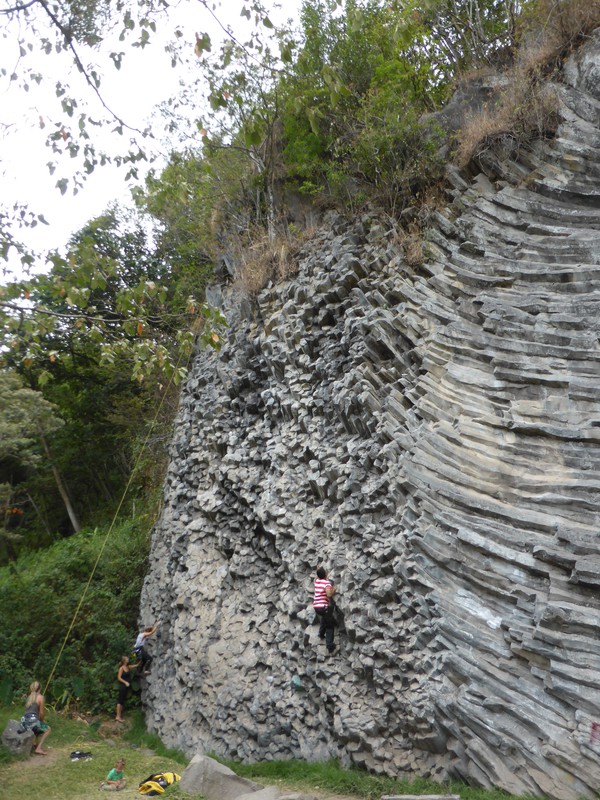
[
  {"xmin": 25, "ymin": 492, "xmax": 54, "ymax": 539},
  {"xmin": 39, "ymin": 430, "xmax": 81, "ymax": 534}
]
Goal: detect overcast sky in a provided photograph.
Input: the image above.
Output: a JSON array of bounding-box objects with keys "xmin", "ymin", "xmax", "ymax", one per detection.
[{"xmin": 1, "ymin": 0, "xmax": 300, "ymax": 280}]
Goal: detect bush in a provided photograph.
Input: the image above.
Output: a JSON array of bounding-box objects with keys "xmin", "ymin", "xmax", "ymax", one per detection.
[
  {"xmin": 349, "ymin": 92, "xmax": 443, "ymax": 212},
  {"xmin": 455, "ymin": 0, "xmax": 600, "ymax": 168},
  {"xmin": 518, "ymin": 0, "xmax": 600, "ymax": 61},
  {"xmin": 455, "ymin": 69, "xmax": 560, "ymax": 167},
  {"xmin": 0, "ymin": 519, "xmax": 151, "ymax": 714}
]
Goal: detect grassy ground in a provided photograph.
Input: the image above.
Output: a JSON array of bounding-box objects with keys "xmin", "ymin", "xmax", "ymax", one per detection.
[
  {"xmin": 0, "ymin": 705, "xmax": 532, "ymax": 800},
  {"xmin": 0, "ymin": 706, "xmax": 195, "ymax": 800},
  {"xmin": 230, "ymin": 760, "xmax": 523, "ymax": 800}
]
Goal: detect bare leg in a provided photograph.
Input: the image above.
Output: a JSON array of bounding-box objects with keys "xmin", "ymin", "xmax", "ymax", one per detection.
[
  {"xmin": 115, "ymin": 703, "xmax": 124, "ymax": 722},
  {"xmin": 34, "ymin": 726, "xmax": 51, "ymax": 754}
]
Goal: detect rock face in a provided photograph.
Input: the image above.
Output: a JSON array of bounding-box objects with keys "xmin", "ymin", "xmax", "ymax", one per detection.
[
  {"xmin": 1, "ymin": 720, "xmax": 33, "ymax": 756},
  {"xmin": 179, "ymin": 754, "xmax": 263, "ymax": 800},
  {"xmin": 140, "ymin": 33, "xmax": 600, "ymax": 800},
  {"xmin": 178, "ymin": 754, "xmax": 319, "ymax": 800}
]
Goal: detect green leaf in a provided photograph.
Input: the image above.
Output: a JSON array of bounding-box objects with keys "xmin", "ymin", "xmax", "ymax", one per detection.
[
  {"xmin": 244, "ymin": 120, "xmax": 263, "ymax": 147},
  {"xmin": 280, "ymin": 41, "xmax": 294, "ymax": 64},
  {"xmin": 194, "ymin": 32, "xmax": 211, "ymax": 57},
  {"xmin": 306, "ymin": 106, "xmax": 320, "ymax": 136},
  {"xmin": 37, "ymin": 370, "xmax": 53, "ymax": 387}
]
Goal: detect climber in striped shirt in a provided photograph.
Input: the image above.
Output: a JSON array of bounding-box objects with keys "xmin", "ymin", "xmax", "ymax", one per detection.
[{"xmin": 313, "ymin": 566, "xmax": 337, "ymax": 654}]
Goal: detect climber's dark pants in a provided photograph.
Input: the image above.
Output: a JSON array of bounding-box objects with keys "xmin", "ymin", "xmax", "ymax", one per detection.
[
  {"xmin": 134, "ymin": 646, "xmax": 152, "ymax": 672},
  {"xmin": 315, "ymin": 605, "xmax": 335, "ymax": 651}
]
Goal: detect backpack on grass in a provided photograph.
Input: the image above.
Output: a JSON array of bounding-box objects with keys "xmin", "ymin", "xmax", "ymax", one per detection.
[{"xmin": 138, "ymin": 771, "xmax": 181, "ymax": 795}]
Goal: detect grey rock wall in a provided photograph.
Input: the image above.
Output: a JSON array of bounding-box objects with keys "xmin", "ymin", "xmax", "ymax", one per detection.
[{"xmin": 140, "ymin": 33, "xmax": 600, "ymax": 800}]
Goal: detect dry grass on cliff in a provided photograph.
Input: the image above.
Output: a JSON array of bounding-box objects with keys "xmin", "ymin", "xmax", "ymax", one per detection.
[
  {"xmin": 392, "ymin": 191, "xmax": 444, "ymax": 269},
  {"xmin": 455, "ymin": 0, "xmax": 600, "ymax": 167},
  {"xmin": 522, "ymin": 0, "xmax": 600, "ymax": 57},
  {"xmin": 234, "ymin": 230, "xmax": 302, "ymax": 296},
  {"xmin": 401, "ymin": 230, "xmax": 425, "ymax": 267},
  {"xmin": 455, "ymin": 76, "xmax": 560, "ymax": 167}
]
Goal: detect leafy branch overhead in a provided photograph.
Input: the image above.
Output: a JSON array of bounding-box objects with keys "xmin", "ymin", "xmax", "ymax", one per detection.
[
  {"xmin": 0, "ymin": 0, "xmax": 295, "ymax": 218},
  {"xmin": 0, "ymin": 209, "xmax": 226, "ymax": 385},
  {"xmin": 0, "ymin": 0, "xmax": 170, "ymax": 202}
]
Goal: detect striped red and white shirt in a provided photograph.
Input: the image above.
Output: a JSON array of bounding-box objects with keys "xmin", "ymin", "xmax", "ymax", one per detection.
[{"xmin": 313, "ymin": 578, "xmax": 332, "ymax": 609}]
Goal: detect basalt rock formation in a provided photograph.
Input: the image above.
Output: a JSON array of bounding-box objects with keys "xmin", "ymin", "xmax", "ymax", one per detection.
[{"xmin": 140, "ymin": 33, "xmax": 600, "ymax": 800}]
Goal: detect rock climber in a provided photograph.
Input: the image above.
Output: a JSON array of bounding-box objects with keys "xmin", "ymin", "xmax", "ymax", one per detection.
[
  {"xmin": 132, "ymin": 622, "xmax": 159, "ymax": 674},
  {"xmin": 313, "ymin": 566, "xmax": 337, "ymax": 653}
]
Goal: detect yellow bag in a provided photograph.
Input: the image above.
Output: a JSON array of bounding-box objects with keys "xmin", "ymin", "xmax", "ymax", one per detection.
[{"xmin": 138, "ymin": 771, "xmax": 181, "ymax": 795}]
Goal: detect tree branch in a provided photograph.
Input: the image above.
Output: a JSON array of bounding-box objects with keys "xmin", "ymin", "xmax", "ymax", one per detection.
[
  {"xmin": 37, "ymin": 0, "xmax": 147, "ymax": 135},
  {"xmin": 0, "ymin": 0, "xmax": 38, "ymax": 14},
  {"xmin": 198, "ymin": 0, "xmax": 290, "ymax": 77},
  {"xmin": 1, "ymin": 299, "xmax": 197, "ymax": 324}
]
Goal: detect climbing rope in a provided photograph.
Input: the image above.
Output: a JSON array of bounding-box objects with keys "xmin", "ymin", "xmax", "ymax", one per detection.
[{"xmin": 43, "ymin": 341, "xmax": 196, "ymax": 697}]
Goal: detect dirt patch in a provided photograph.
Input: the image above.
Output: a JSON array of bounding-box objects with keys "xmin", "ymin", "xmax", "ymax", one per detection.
[
  {"xmin": 97, "ymin": 718, "xmax": 132, "ymax": 739},
  {"xmin": 9, "ymin": 745, "xmax": 61, "ymax": 769},
  {"xmin": 312, "ymin": 794, "xmax": 362, "ymax": 800},
  {"xmin": 266, "ymin": 779, "xmax": 362, "ymax": 800}
]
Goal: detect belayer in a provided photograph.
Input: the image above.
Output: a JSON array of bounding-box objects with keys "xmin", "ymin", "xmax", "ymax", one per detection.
[
  {"xmin": 313, "ymin": 566, "xmax": 337, "ymax": 654},
  {"xmin": 115, "ymin": 656, "xmax": 138, "ymax": 723},
  {"xmin": 19, "ymin": 680, "xmax": 51, "ymax": 754}
]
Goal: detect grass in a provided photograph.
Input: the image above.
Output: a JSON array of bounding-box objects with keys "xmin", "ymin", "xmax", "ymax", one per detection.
[
  {"xmin": 121, "ymin": 710, "xmax": 187, "ymax": 766},
  {"xmin": 227, "ymin": 758, "xmax": 525, "ymax": 800},
  {"xmin": 0, "ymin": 705, "xmax": 537, "ymax": 800},
  {"xmin": 0, "ymin": 706, "xmax": 197, "ymax": 800}
]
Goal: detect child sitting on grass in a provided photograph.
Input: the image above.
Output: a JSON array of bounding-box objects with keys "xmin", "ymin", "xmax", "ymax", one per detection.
[{"xmin": 100, "ymin": 757, "xmax": 126, "ymax": 791}]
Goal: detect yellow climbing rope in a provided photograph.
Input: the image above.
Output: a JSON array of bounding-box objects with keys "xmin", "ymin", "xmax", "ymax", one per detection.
[{"xmin": 43, "ymin": 343, "xmax": 194, "ymax": 697}]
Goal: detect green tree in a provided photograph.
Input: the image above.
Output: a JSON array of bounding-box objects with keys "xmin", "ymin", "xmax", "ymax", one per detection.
[
  {"xmin": 415, "ymin": 0, "xmax": 521, "ymax": 71},
  {"xmin": 279, "ymin": 0, "xmax": 446, "ymax": 206},
  {"xmin": 0, "ymin": 207, "xmax": 223, "ymax": 550},
  {"xmin": 136, "ymin": 153, "xmax": 220, "ymax": 302},
  {"xmin": 0, "ymin": 518, "xmax": 151, "ymax": 710},
  {"xmin": 0, "ymin": 370, "xmax": 65, "ymax": 558},
  {"xmin": 0, "ymin": 0, "xmax": 295, "ymax": 267},
  {"xmin": 154, "ymin": 2, "xmax": 297, "ymax": 240},
  {"xmin": 0, "ymin": 206, "xmax": 224, "ymax": 384}
]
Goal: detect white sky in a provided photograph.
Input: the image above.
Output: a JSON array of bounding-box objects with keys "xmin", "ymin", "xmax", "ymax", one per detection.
[{"xmin": 1, "ymin": 0, "xmax": 300, "ymax": 280}]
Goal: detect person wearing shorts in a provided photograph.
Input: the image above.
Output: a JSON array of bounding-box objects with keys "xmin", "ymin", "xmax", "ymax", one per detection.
[{"xmin": 20, "ymin": 680, "xmax": 51, "ymax": 754}]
